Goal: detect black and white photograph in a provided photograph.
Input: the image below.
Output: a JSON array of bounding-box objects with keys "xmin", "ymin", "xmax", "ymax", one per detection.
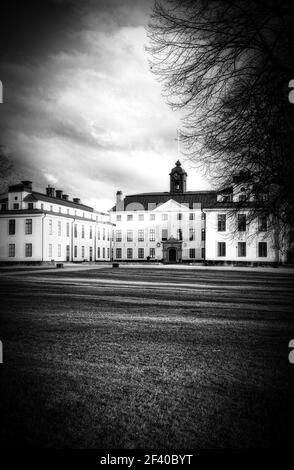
[{"xmin": 0, "ymin": 0, "xmax": 294, "ymax": 456}]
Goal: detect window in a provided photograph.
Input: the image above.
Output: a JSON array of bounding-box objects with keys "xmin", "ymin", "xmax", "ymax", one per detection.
[
  {"xmin": 217, "ymin": 214, "xmax": 226, "ymax": 232},
  {"xmin": 138, "ymin": 248, "xmax": 144, "ymax": 259},
  {"xmin": 201, "ymin": 247, "xmax": 205, "ymax": 259},
  {"xmin": 149, "ymin": 214, "xmax": 155, "ymax": 221},
  {"xmin": 59, "ymin": 207, "xmax": 61, "ymax": 213},
  {"xmin": 66, "ymin": 222, "xmax": 70, "ymax": 237},
  {"xmin": 201, "ymin": 212, "xmax": 205, "ymax": 220},
  {"xmin": 116, "ymin": 248, "xmax": 122, "ymax": 259},
  {"xmin": 177, "ymin": 229, "xmax": 182, "ymax": 241},
  {"xmin": 150, "ymin": 248, "xmax": 155, "ymax": 258},
  {"xmin": 201, "ymin": 229, "xmax": 205, "ymax": 241},
  {"xmin": 138, "ymin": 214, "xmax": 144, "ymax": 221},
  {"xmin": 9, "ymin": 244, "xmax": 15, "ymax": 257},
  {"xmin": 189, "ymin": 248, "xmax": 195, "ymax": 258},
  {"xmin": 25, "ymin": 243, "xmax": 32, "ymax": 257},
  {"xmin": 162, "ymin": 214, "xmax": 168, "ymax": 221},
  {"xmin": 189, "ymin": 213, "xmax": 195, "ymax": 220},
  {"xmin": 189, "ymin": 228, "xmax": 195, "ymax": 241},
  {"xmin": 107, "ymin": 248, "xmax": 110, "ymax": 258},
  {"xmin": 1, "ymin": 203, "xmax": 7, "ymax": 211},
  {"xmin": 9, "ymin": 219, "xmax": 16, "ymax": 235},
  {"xmin": 162, "ymin": 229, "xmax": 168, "ymax": 241},
  {"xmin": 138, "ymin": 230, "xmax": 144, "ymax": 242},
  {"xmin": 217, "ymin": 242, "xmax": 226, "ymax": 257},
  {"xmin": 107, "ymin": 230, "xmax": 110, "ymax": 241},
  {"xmin": 40, "ymin": 203, "xmax": 44, "ymax": 210},
  {"xmin": 49, "ymin": 244, "xmax": 52, "ymax": 258},
  {"xmin": 90, "ymin": 226, "xmax": 93, "ymax": 239},
  {"xmin": 238, "ymin": 214, "xmax": 246, "ymax": 231},
  {"xmin": 25, "ymin": 219, "xmax": 32, "ymax": 235},
  {"xmin": 97, "ymin": 228, "xmax": 100, "ymax": 240},
  {"xmin": 127, "ymin": 248, "xmax": 133, "ymax": 259},
  {"xmin": 48, "ymin": 219, "xmax": 53, "ymax": 235},
  {"xmin": 127, "ymin": 230, "xmax": 133, "ymax": 242},
  {"xmin": 127, "ymin": 214, "xmax": 133, "ymax": 221},
  {"xmin": 97, "ymin": 247, "xmax": 100, "ymax": 258},
  {"xmin": 28, "ymin": 203, "xmax": 34, "ymax": 210},
  {"xmin": 238, "ymin": 242, "xmax": 246, "ymax": 257},
  {"xmin": 116, "ymin": 230, "xmax": 122, "ymax": 242},
  {"xmin": 74, "ymin": 245, "xmax": 77, "ymax": 258},
  {"xmin": 74, "ymin": 224, "xmax": 77, "ymax": 238},
  {"xmin": 103, "ymin": 247, "xmax": 105, "ymax": 258},
  {"xmin": 58, "ymin": 221, "xmax": 61, "ymax": 236},
  {"xmin": 103, "ymin": 228, "xmax": 105, "ymax": 240},
  {"xmin": 116, "ymin": 215, "xmax": 121, "ymax": 221},
  {"xmin": 258, "ymin": 242, "xmax": 267, "ymax": 257},
  {"xmin": 177, "ymin": 213, "xmax": 183, "ymax": 220},
  {"xmin": 50, "ymin": 205, "xmax": 53, "ymax": 212},
  {"xmin": 149, "ymin": 229, "xmax": 155, "ymax": 242},
  {"xmin": 258, "ymin": 215, "xmax": 267, "ymax": 232},
  {"xmin": 67, "ymin": 209, "xmax": 69, "ymax": 215},
  {"xmin": 82, "ymin": 246, "xmax": 85, "ymax": 258},
  {"xmin": 238, "ymin": 194, "xmax": 246, "ymax": 202},
  {"xmin": 13, "ymin": 203, "xmax": 19, "ymax": 209},
  {"xmin": 58, "ymin": 244, "xmax": 61, "ymax": 257},
  {"xmin": 82, "ymin": 225, "xmax": 85, "ymax": 238}
]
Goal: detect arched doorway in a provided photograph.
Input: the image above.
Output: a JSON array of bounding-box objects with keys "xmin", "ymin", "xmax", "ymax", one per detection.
[{"xmin": 169, "ymin": 248, "xmax": 177, "ymax": 263}]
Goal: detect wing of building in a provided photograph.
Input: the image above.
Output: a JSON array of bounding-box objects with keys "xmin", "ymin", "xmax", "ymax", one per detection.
[
  {"xmin": 0, "ymin": 181, "xmax": 114, "ymax": 263},
  {"xmin": 110, "ymin": 161, "xmax": 288, "ymax": 264}
]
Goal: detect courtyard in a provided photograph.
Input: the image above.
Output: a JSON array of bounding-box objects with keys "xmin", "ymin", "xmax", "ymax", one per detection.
[{"xmin": 0, "ymin": 265, "xmax": 293, "ymax": 448}]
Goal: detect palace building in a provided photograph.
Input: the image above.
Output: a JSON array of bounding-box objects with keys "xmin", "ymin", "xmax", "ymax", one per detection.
[
  {"xmin": 110, "ymin": 161, "xmax": 287, "ymax": 264},
  {"xmin": 0, "ymin": 162, "xmax": 288, "ymax": 264},
  {"xmin": 0, "ymin": 181, "xmax": 113, "ymax": 263}
]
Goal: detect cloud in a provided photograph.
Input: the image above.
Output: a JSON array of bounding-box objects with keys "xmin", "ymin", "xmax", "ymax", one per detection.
[{"xmin": 0, "ymin": 0, "xmax": 210, "ymax": 211}]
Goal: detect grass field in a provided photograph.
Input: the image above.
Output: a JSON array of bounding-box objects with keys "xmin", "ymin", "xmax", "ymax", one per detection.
[{"xmin": 0, "ymin": 265, "xmax": 294, "ymax": 448}]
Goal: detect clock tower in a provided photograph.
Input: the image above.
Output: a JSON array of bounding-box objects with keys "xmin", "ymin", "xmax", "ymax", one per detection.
[{"xmin": 169, "ymin": 160, "xmax": 187, "ymax": 193}]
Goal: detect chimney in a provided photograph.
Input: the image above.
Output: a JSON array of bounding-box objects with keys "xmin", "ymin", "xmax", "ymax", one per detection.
[
  {"xmin": 116, "ymin": 190, "xmax": 124, "ymax": 211},
  {"xmin": 46, "ymin": 185, "xmax": 55, "ymax": 197},
  {"xmin": 62, "ymin": 194, "xmax": 69, "ymax": 201},
  {"xmin": 73, "ymin": 197, "xmax": 81, "ymax": 204},
  {"xmin": 22, "ymin": 181, "xmax": 32, "ymax": 191},
  {"xmin": 55, "ymin": 190, "xmax": 63, "ymax": 198}
]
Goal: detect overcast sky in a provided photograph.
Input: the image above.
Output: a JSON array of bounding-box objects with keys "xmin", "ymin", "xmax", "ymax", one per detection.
[{"xmin": 0, "ymin": 0, "xmax": 210, "ymax": 211}]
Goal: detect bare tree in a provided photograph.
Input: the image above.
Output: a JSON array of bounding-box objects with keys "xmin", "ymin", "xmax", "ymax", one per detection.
[{"xmin": 147, "ymin": 0, "xmax": 294, "ymax": 248}]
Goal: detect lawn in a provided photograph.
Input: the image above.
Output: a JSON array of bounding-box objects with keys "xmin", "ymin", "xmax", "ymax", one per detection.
[{"xmin": 0, "ymin": 267, "xmax": 293, "ymax": 448}]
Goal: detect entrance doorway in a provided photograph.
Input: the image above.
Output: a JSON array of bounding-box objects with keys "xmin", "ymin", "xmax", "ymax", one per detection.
[{"xmin": 169, "ymin": 248, "xmax": 177, "ymax": 262}]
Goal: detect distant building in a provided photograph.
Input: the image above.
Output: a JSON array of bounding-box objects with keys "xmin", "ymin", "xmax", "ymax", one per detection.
[
  {"xmin": 110, "ymin": 161, "xmax": 288, "ymax": 264},
  {"xmin": 0, "ymin": 163, "xmax": 289, "ymax": 264},
  {"xmin": 0, "ymin": 181, "xmax": 113, "ymax": 263}
]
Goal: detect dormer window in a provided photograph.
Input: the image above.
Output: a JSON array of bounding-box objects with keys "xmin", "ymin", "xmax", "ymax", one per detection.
[
  {"xmin": 28, "ymin": 203, "xmax": 34, "ymax": 210},
  {"xmin": 13, "ymin": 203, "xmax": 19, "ymax": 209}
]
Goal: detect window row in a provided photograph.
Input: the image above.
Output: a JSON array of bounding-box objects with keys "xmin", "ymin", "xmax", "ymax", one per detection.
[
  {"xmin": 115, "ymin": 248, "xmax": 153, "ymax": 259},
  {"xmin": 114, "ymin": 247, "xmax": 206, "ymax": 260},
  {"xmin": 8, "ymin": 243, "xmax": 32, "ymax": 257},
  {"xmin": 217, "ymin": 241, "xmax": 268, "ymax": 258},
  {"xmin": 116, "ymin": 212, "xmax": 205, "ymax": 222},
  {"xmin": 8, "ymin": 219, "xmax": 33, "ymax": 235},
  {"xmin": 217, "ymin": 214, "xmax": 267, "ymax": 232},
  {"xmin": 115, "ymin": 228, "xmax": 205, "ymax": 242}
]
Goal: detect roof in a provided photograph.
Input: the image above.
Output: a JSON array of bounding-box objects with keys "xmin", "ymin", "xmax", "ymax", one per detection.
[
  {"xmin": 24, "ymin": 192, "xmax": 94, "ymax": 212},
  {"xmin": 112, "ymin": 190, "xmax": 217, "ymax": 211}
]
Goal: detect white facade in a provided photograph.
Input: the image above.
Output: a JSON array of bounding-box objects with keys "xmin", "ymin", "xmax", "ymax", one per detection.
[
  {"xmin": 0, "ymin": 182, "xmax": 113, "ymax": 263},
  {"xmin": 110, "ymin": 199, "xmax": 205, "ymax": 262},
  {"xmin": 204, "ymin": 209, "xmax": 283, "ymax": 263}
]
